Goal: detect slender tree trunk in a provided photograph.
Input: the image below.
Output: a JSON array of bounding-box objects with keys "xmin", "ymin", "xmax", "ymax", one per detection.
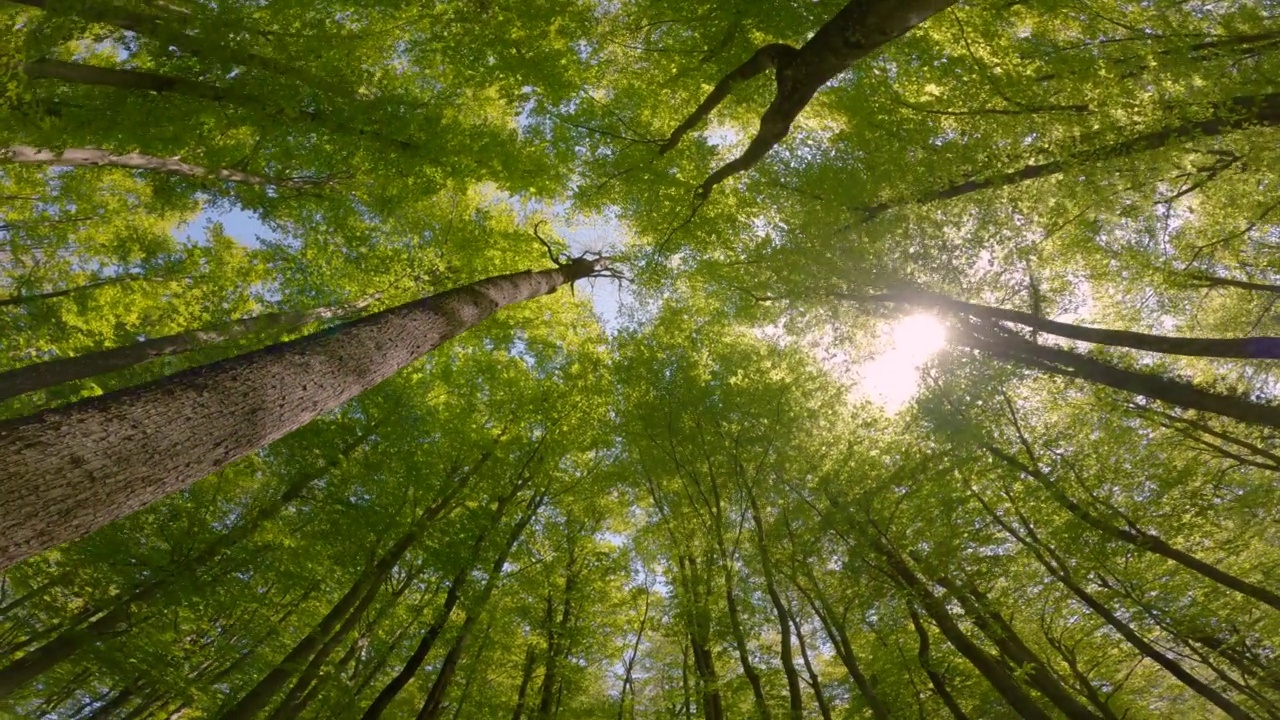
[
  {"xmin": 908, "ymin": 608, "xmax": 970, "ymax": 720},
  {"xmin": 679, "ymin": 556, "xmax": 724, "ymax": 720},
  {"xmin": 868, "ymin": 535, "xmax": 1055, "ymax": 720},
  {"xmin": 617, "ymin": 585, "xmax": 650, "ymax": 720},
  {"xmin": 0, "ymin": 258, "xmax": 604, "ymax": 568},
  {"xmin": 871, "ymin": 289, "xmax": 1280, "ymax": 359},
  {"xmin": 217, "ymin": 466, "xmax": 479, "ymax": 720},
  {"xmin": 535, "ymin": 543, "xmax": 579, "ymax": 720},
  {"xmin": 795, "ymin": 579, "xmax": 891, "ymax": 720},
  {"xmin": 510, "ymin": 645, "xmax": 538, "ymax": 720},
  {"xmin": 866, "ymin": 92, "xmax": 1280, "ymax": 215},
  {"xmin": 0, "ymin": 273, "xmax": 152, "ymax": 308},
  {"xmin": 0, "ymin": 297, "xmax": 375, "ymax": 401},
  {"xmin": 987, "ymin": 445, "xmax": 1280, "ymax": 610},
  {"xmin": 977, "ymin": 493, "xmax": 1256, "ymax": 720},
  {"xmin": 1187, "ymin": 272, "xmax": 1280, "ymax": 296},
  {"xmin": 416, "ymin": 491, "xmax": 546, "ymax": 720},
  {"xmin": 788, "ymin": 604, "xmax": 834, "ymax": 720},
  {"xmin": 0, "ymin": 434, "xmax": 368, "ymax": 698},
  {"xmin": 928, "ymin": 571, "xmax": 1103, "ymax": 720},
  {"xmin": 745, "ymin": 485, "xmax": 804, "ymax": 719},
  {"xmin": 361, "ymin": 478, "xmax": 528, "ymax": 720},
  {"xmin": 960, "ymin": 321, "xmax": 1280, "ymax": 430},
  {"xmin": 1, "ymin": 145, "xmax": 323, "ymax": 189}
]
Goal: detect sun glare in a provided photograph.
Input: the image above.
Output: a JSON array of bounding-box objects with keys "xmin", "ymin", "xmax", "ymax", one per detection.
[{"xmin": 855, "ymin": 314, "xmax": 947, "ymax": 412}]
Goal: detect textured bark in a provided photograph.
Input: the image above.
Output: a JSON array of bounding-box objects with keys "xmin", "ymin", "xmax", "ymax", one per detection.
[
  {"xmin": 958, "ymin": 322, "xmax": 1280, "ymax": 430},
  {"xmin": 0, "ymin": 297, "xmax": 373, "ymax": 402},
  {"xmin": 979, "ymin": 495, "xmax": 1255, "ymax": 720},
  {"xmin": 874, "ymin": 289, "xmax": 1280, "ymax": 359},
  {"xmin": 217, "ymin": 463, "xmax": 480, "ymax": 720},
  {"xmin": 988, "ymin": 445, "xmax": 1280, "ymax": 611},
  {"xmin": 2, "ymin": 145, "xmax": 325, "ymax": 189},
  {"xmin": 0, "ymin": 437, "xmax": 366, "ymax": 698},
  {"xmin": 664, "ymin": 0, "xmax": 957, "ymax": 196},
  {"xmin": 866, "ymin": 92, "xmax": 1280, "ymax": 215},
  {"xmin": 0, "ymin": 258, "xmax": 603, "ymax": 568},
  {"xmin": 908, "ymin": 609, "xmax": 970, "ymax": 720},
  {"xmin": 745, "ymin": 485, "xmax": 804, "ymax": 720}
]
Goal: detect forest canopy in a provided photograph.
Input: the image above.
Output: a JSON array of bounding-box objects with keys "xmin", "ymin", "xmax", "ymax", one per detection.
[{"xmin": 1, "ymin": 0, "xmax": 1279, "ymax": 718}]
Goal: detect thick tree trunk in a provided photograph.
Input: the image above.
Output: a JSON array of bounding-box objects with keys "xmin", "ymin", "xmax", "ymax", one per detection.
[
  {"xmin": 988, "ymin": 446, "xmax": 1280, "ymax": 610},
  {"xmin": 1, "ymin": 145, "xmax": 322, "ymax": 189},
  {"xmin": 664, "ymin": 0, "xmax": 957, "ymax": 196},
  {"xmin": 978, "ymin": 495, "xmax": 1255, "ymax": 720},
  {"xmin": 0, "ymin": 297, "xmax": 374, "ymax": 401},
  {"xmin": 217, "ymin": 467, "xmax": 479, "ymax": 720},
  {"xmin": 0, "ymin": 436, "xmax": 367, "ymax": 698},
  {"xmin": 865, "ymin": 92, "xmax": 1280, "ymax": 215},
  {"xmin": 0, "ymin": 258, "xmax": 603, "ymax": 568}
]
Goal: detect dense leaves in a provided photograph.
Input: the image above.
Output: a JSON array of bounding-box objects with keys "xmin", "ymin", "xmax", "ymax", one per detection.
[{"xmin": 2, "ymin": 0, "xmax": 1279, "ymax": 717}]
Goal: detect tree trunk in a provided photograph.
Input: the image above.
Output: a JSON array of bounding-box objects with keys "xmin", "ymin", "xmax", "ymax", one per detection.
[
  {"xmin": 928, "ymin": 571, "xmax": 1103, "ymax": 720},
  {"xmin": 678, "ymin": 556, "xmax": 724, "ymax": 720},
  {"xmin": 959, "ymin": 321, "xmax": 1280, "ymax": 430},
  {"xmin": 987, "ymin": 445, "xmax": 1280, "ymax": 610},
  {"xmin": 617, "ymin": 585, "xmax": 650, "ymax": 720},
  {"xmin": 866, "ymin": 92, "xmax": 1280, "ymax": 215},
  {"xmin": 868, "ymin": 535, "xmax": 1055, "ymax": 720},
  {"xmin": 977, "ymin": 493, "xmax": 1255, "ymax": 720},
  {"xmin": 788, "ymin": 607, "xmax": 833, "ymax": 720},
  {"xmin": 874, "ymin": 289, "xmax": 1280, "ymax": 359},
  {"xmin": 0, "ymin": 434, "xmax": 368, "ymax": 698},
  {"xmin": 416, "ymin": 491, "xmax": 546, "ymax": 720},
  {"xmin": 361, "ymin": 479, "xmax": 529, "ymax": 720},
  {"xmin": 745, "ymin": 485, "xmax": 804, "ymax": 719},
  {"xmin": 0, "ymin": 273, "xmax": 152, "ymax": 308},
  {"xmin": 535, "ymin": 542, "xmax": 580, "ymax": 720},
  {"xmin": 0, "ymin": 297, "xmax": 375, "ymax": 402},
  {"xmin": 664, "ymin": 0, "xmax": 957, "ymax": 196},
  {"xmin": 795, "ymin": 579, "xmax": 891, "ymax": 720},
  {"xmin": 216, "ymin": 465, "xmax": 480, "ymax": 720},
  {"xmin": 510, "ymin": 645, "xmax": 538, "ymax": 720},
  {"xmin": 908, "ymin": 608, "xmax": 970, "ymax": 720},
  {"xmin": 0, "ymin": 258, "xmax": 603, "ymax": 568},
  {"xmin": 1, "ymin": 145, "xmax": 323, "ymax": 189}
]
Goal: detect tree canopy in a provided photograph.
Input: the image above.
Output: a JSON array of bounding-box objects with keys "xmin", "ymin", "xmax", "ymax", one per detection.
[{"xmin": 1, "ymin": 0, "xmax": 1279, "ymax": 718}]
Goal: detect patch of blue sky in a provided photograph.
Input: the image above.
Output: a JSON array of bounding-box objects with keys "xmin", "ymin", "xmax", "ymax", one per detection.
[{"xmin": 175, "ymin": 204, "xmax": 274, "ymax": 248}]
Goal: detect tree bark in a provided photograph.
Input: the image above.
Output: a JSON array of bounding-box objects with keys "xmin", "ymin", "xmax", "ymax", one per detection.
[
  {"xmin": 908, "ymin": 608, "xmax": 970, "ymax": 720},
  {"xmin": 1, "ymin": 145, "xmax": 324, "ymax": 189},
  {"xmin": 745, "ymin": 484, "xmax": 805, "ymax": 720},
  {"xmin": 664, "ymin": 0, "xmax": 957, "ymax": 196},
  {"xmin": 0, "ymin": 258, "xmax": 604, "ymax": 569},
  {"xmin": 987, "ymin": 445, "xmax": 1280, "ymax": 610},
  {"xmin": 0, "ymin": 297, "xmax": 374, "ymax": 402},
  {"xmin": 0, "ymin": 434, "xmax": 369, "ymax": 698}
]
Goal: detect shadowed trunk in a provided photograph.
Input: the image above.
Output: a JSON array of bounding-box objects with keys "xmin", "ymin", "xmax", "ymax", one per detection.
[
  {"xmin": 0, "ymin": 258, "xmax": 604, "ymax": 569},
  {"xmin": 745, "ymin": 484, "xmax": 805, "ymax": 719},
  {"xmin": 908, "ymin": 608, "xmax": 970, "ymax": 720},
  {"xmin": 0, "ymin": 273, "xmax": 153, "ymax": 308}
]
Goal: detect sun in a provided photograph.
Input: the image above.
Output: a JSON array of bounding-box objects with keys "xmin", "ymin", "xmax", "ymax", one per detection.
[{"xmin": 854, "ymin": 313, "xmax": 947, "ymax": 412}]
